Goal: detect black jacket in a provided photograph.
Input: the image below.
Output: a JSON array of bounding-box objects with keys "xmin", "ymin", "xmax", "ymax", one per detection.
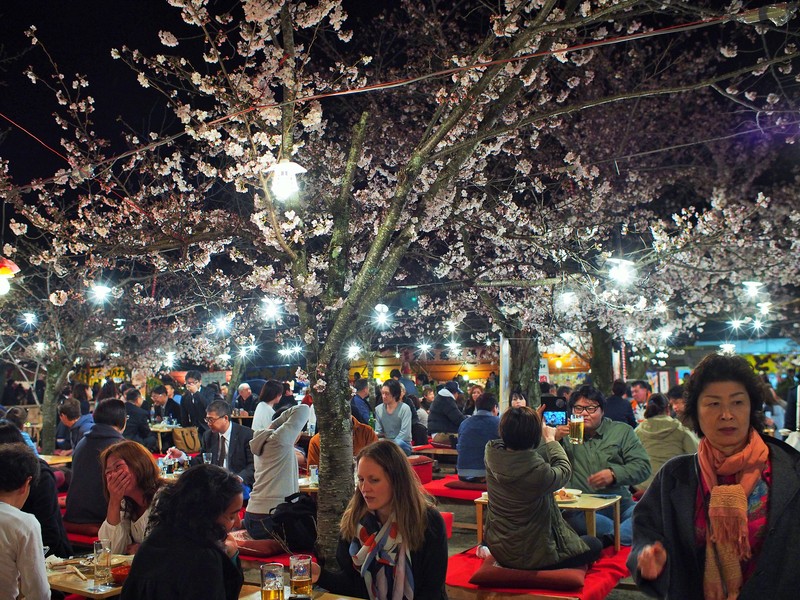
[
  {"xmin": 180, "ymin": 386, "xmax": 217, "ymax": 435},
  {"xmin": 65, "ymin": 423, "xmax": 124, "ymax": 523},
  {"xmin": 604, "ymin": 394, "xmax": 637, "ymax": 428},
  {"xmin": 317, "ymin": 507, "xmax": 448, "ymax": 600},
  {"xmin": 122, "ymin": 527, "xmax": 243, "ymax": 600},
  {"xmin": 196, "ymin": 423, "xmax": 255, "ymax": 487},
  {"xmin": 427, "ymin": 392, "xmax": 466, "ymax": 434},
  {"xmin": 24, "ymin": 459, "xmax": 73, "ymax": 558},
  {"xmin": 123, "ymin": 402, "xmax": 157, "ymax": 451},
  {"xmin": 629, "ymin": 437, "xmax": 800, "ymax": 599},
  {"xmin": 154, "ymin": 398, "xmax": 182, "ymax": 422}
]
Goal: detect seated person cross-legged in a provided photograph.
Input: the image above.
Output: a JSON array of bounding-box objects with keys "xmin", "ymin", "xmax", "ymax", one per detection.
[
  {"xmin": 98, "ymin": 440, "xmax": 166, "ymax": 554},
  {"xmin": 555, "ymin": 385, "xmax": 651, "ymax": 546},
  {"xmin": 374, "ymin": 379, "xmax": 413, "ymax": 456},
  {"xmin": 456, "ymin": 393, "xmax": 500, "ymax": 483},
  {"xmin": 312, "ymin": 440, "xmax": 449, "ymax": 600},
  {"xmin": 484, "ymin": 406, "xmax": 602, "ymax": 570}
]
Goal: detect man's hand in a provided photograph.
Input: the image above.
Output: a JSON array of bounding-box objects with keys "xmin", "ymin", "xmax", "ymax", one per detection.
[
  {"xmin": 637, "ymin": 542, "xmax": 667, "ymax": 580},
  {"xmin": 554, "ymin": 425, "xmax": 569, "ymax": 442},
  {"xmin": 166, "ymin": 447, "xmax": 184, "ymax": 459},
  {"xmin": 587, "ymin": 468, "xmax": 615, "ymax": 489}
]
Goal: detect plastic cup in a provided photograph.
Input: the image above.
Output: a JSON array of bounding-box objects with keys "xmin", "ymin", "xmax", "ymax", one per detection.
[
  {"xmin": 289, "ymin": 554, "xmax": 312, "ymax": 596},
  {"xmin": 202, "ymin": 452, "xmax": 213, "ymax": 464},
  {"xmin": 260, "ymin": 563, "xmax": 285, "ymax": 600}
]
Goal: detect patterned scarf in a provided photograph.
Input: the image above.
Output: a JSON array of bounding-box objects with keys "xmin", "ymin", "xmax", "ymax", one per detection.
[
  {"xmin": 350, "ymin": 512, "xmax": 414, "ymax": 600},
  {"xmin": 697, "ymin": 428, "xmax": 769, "ymax": 600}
]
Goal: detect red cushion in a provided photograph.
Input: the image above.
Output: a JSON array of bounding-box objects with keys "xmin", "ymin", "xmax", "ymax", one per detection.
[
  {"xmin": 440, "ymin": 511, "xmax": 453, "ymax": 539},
  {"xmin": 423, "ymin": 475, "xmax": 483, "ymax": 501},
  {"xmin": 66, "ymin": 532, "xmax": 100, "ymax": 546},
  {"xmin": 446, "ymin": 546, "xmax": 631, "ymax": 600},
  {"xmin": 238, "ymin": 551, "xmax": 317, "ymax": 566},
  {"xmin": 408, "ymin": 455, "xmax": 434, "ymax": 484},
  {"xmin": 230, "ymin": 529, "xmax": 285, "ymax": 557},
  {"xmin": 63, "ymin": 521, "xmax": 101, "ymax": 536},
  {"xmin": 469, "ymin": 556, "xmax": 586, "ymax": 590},
  {"xmin": 412, "ymin": 444, "xmax": 434, "ymax": 451},
  {"xmin": 444, "ymin": 479, "xmax": 487, "ymax": 491}
]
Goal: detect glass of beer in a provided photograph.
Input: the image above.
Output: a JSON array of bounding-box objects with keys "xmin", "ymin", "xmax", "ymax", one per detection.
[
  {"xmin": 289, "ymin": 554, "xmax": 313, "ymax": 596},
  {"xmin": 569, "ymin": 415, "xmax": 584, "ymax": 445},
  {"xmin": 260, "ymin": 563, "xmax": 285, "ymax": 600},
  {"xmin": 90, "ymin": 538, "xmax": 112, "ymax": 590}
]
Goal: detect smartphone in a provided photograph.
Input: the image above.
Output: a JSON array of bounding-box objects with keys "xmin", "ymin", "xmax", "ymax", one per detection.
[
  {"xmin": 543, "ymin": 409, "xmax": 568, "ymax": 427},
  {"xmin": 542, "ymin": 396, "xmax": 568, "ymax": 412}
]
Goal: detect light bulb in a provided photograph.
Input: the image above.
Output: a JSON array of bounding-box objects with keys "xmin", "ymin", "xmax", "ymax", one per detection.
[{"xmin": 266, "ymin": 160, "xmax": 307, "ymax": 201}]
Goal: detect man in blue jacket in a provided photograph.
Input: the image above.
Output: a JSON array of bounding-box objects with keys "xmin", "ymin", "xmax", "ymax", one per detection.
[{"xmin": 457, "ymin": 393, "xmax": 500, "ymax": 482}]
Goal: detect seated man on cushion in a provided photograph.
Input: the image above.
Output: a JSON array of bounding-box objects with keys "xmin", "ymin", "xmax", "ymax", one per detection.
[{"xmin": 456, "ymin": 393, "xmax": 500, "ymax": 483}]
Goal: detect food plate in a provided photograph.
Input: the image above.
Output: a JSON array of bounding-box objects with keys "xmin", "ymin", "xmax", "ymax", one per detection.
[
  {"xmin": 561, "ymin": 488, "xmax": 582, "ymax": 497},
  {"xmin": 555, "ymin": 497, "xmax": 579, "ymax": 504},
  {"xmin": 79, "ymin": 555, "xmax": 129, "ymax": 568}
]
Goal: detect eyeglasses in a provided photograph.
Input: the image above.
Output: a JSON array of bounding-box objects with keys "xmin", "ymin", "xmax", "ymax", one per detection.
[
  {"xmin": 205, "ymin": 414, "xmax": 227, "ymax": 424},
  {"xmin": 572, "ymin": 404, "xmax": 601, "ymax": 415},
  {"xmin": 186, "ymin": 380, "xmax": 199, "ymax": 386}
]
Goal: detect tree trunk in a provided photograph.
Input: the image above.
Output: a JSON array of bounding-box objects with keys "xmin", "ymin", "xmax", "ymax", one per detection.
[
  {"xmin": 227, "ymin": 355, "xmax": 245, "ymax": 403},
  {"xmin": 590, "ymin": 322, "xmax": 613, "ymax": 395},
  {"xmin": 40, "ymin": 359, "xmax": 71, "ymax": 454},
  {"xmin": 508, "ymin": 332, "xmax": 540, "ymax": 407},
  {"xmin": 314, "ymin": 354, "xmax": 355, "ymax": 566}
]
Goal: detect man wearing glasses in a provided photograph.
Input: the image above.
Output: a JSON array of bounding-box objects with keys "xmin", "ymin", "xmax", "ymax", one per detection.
[
  {"xmin": 555, "ymin": 385, "xmax": 650, "ymax": 546},
  {"xmin": 179, "ymin": 370, "xmax": 217, "ymax": 436}
]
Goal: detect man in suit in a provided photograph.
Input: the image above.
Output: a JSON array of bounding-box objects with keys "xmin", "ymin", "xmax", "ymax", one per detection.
[
  {"xmin": 150, "ymin": 385, "xmax": 181, "ymax": 422},
  {"xmin": 179, "ymin": 370, "xmax": 218, "ymax": 436},
  {"xmin": 122, "ymin": 388, "xmax": 157, "ymax": 451}
]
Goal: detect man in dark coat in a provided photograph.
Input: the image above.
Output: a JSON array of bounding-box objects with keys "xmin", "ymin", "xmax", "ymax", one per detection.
[
  {"xmin": 427, "ymin": 381, "xmax": 467, "ymax": 444},
  {"xmin": 603, "ymin": 379, "xmax": 637, "ymax": 428},
  {"xmin": 122, "ymin": 388, "xmax": 157, "ymax": 451},
  {"xmin": 150, "ymin": 385, "xmax": 181, "ymax": 422},
  {"xmin": 179, "ymin": 370, "xmax": 218, "ymax": 436}
]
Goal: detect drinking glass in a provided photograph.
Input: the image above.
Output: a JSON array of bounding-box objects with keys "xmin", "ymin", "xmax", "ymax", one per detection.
[
  {"xmin": 202, "ymin": 452, "xmax": 213, "ymax": 464},
  {"xmin": 260, "ymin": 563, "xmax": 285, "ymax": 600},
  {"xmin": 308, "ymin": 464, "xmax": 319, "ymax": 486},
  {"xmin": 568, "ymin": 415, "xmax": 584, "ymax": 445},
  {"xmin": 289, "ymin": 554, "xmax": 312, "ymax": 596},
  {"xmin": 88, "ymin": 538, "xmax": 112, "ymax": 591}
]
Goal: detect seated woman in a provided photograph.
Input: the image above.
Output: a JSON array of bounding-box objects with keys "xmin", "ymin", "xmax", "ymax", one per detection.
[
  {"xmin": 121, "ymin": 464, "xmax": 244, "ymax": 600},
  {"xmin": 98, "ymin": 440, "xmax": 166, "ymax": 554},
  {"xmin": 633, "ymin": 393, "xmax": 698, "ymax": 493},
  {"xmin": 630, "ymin": 353, "xmax": 800, "ymax": 599},
  {"xmin": 484, "ymin": 406, "xmax": 602, "ymax": 571},
  {"xmin": 312, "ymin": 440, "xmax": 448, "ymax": 600},
  {"xmin": 3, "ymin": 407, "xmax": 38, "ymax": 455}
]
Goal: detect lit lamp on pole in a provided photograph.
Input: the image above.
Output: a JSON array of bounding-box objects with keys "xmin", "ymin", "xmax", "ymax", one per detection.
[
  {"xmin": 607, "ymin": 258, "xmax": 636, "ymax": 287},
  {"xmin": 266, "ymin": 159, "xmax": 307, "ymax": 201},
  {"xmin": 0, "ymin": 257, "xmax": 21, "ymax": 295}
]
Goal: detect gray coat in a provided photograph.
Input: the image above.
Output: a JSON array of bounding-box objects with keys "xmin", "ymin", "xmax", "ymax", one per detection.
[
  {"xmin": 484, "ymin": 439, "xmax": 589, "ymax": 570},
  {"xmin": 628, "ymin": 437, "xmax": 800, "ymax": 599}
]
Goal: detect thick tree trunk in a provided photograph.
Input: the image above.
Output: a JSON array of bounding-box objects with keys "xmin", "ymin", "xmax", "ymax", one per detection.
[
  {"xmin": 40, "ymin": 359, "xmax": 71, "ymax": 454},
  {"xmin": 314, "ymin": 354, "xmax": 355, "ymax": 566},
  {"xmin": 590, "ymin": 323, "xmax": 613, "ymax": 395},
  {"xmin": 508, "ymin": 332, "xmax": 540, "ymax": 407},
  {"xmin": 227, "ymin": 355, "xmax": 245, "ymax": 403}
]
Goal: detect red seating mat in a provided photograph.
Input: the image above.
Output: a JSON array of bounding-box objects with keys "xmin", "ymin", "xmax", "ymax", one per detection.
[
  {"xmin": 423, "ymin": 475, "xmax": 483, "ymax": 501},
  {"xmin": 239, "ymin": 551, "xmax": 317, "ymax": 566},
  {"xmin": 446, "ymin": 546, "xmax": 631, "ymax": 600}
]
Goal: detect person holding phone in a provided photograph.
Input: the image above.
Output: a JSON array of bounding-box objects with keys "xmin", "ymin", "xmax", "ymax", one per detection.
[{"xmin": 456, "ymin": 394, "xmax": 501, "ymax": 483}]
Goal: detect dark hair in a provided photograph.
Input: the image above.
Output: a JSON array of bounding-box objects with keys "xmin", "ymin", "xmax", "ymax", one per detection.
[
  {"xmin": 58, "ymin": 398, "xmax": 82, "ymax": 421},
  {"xmin": 282, "ymin": 382, "xmax": 291, "ymax": 394},
  {"xmin": 644, "ymin": 393, "xmax": 670, "ymax": 419},
  {"xmin": 510, "ymin": 390, "xmax": 527, "ymax": 403},
  {"xmin": 0, "ymin": 443, "xmax": 40, "ymax": 492},
  {"xmin": 382, "ymin": 379, "xmax": 402, "ymax": 401},
  {"xmin": 0, "ymin": 422, "xmax": 26, "ymax": 444},
  {"xmin": 207, "ymin": 400, "xmax": 232, "ymax": 418},
  {"xmin": 93, "ymin": 399, "xmax": 127, "ymax": 428},
  {"xmin": 389, "ymin": 369, "xmax": 401, "ymax": 379},
  {"xmin": 407, "ymin": 394, "xmax": 421, "ymax": 410},
  {"xmin": 98, "ymin": 379, "xmax": 118, "ymax": 401},
  {"xmin": 611, "ymin": 379, "xmax": 627, "ymax": 396},
  {"xmin": 666, "ymin": 384, "xmax": 685, "ymax": 401},
  {"xmin": 475, "ymin": 393, "xmax": 498, "ymax": 412},
  {"xmin": 631, "ymin": 380, "xmax": 652, "ymax": 392},
  {"xmin": 124, "ymin": 388, "xmax": 141, "ymax": 403},
  {"xmin": 556, "ymin": 385, "xmax": 572, "ymax": 400},
  {"xmin": 185, "ymin": 370, "xmax": 202, "ymax": 383},
  {"xmin": 72, "ymin": 382, "xmax": 91, "ymax": 402},
  {"xmin": 499, "ymin": 406, "xmax": 541, "ymax": 451},
  {"xmin": 258, "ymin": 380, "xmax": 283, "ymax": 404},
  {"xmin": 151, "ymin": 385, "xmax": 167, "ymax": 396},
  {"xmin": 4, "ymin": 407, "xmax": 27, "ymax": 430},
  {"xmin": 684, "ymin": 353, "xmax": 767, "ymax": 437},
  {"xmin": 568, "ymin": 385, "xmax": 606, "ymax": 413},
  {"xmin": 540, "ymin": 381, "xmax": 552, "ymax": 394},
  {"xmin": 354, "ymin": 378, "xmax": 369, "ymax": 393},
  {"xmin": 147, "ymin": 464, "xmax": 242, "ymax": 547},
  {"xmin": 208, "ymin": 382, "xmax": 221, "ymax": 394}
]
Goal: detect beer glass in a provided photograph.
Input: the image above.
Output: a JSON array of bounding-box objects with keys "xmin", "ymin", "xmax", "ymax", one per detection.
[
  {"xmin": 260, "ymin": 563, "xmax": 285, "ymax": 600},
  {"xmin": 90, "ymin": 538, "xmax": 112, "ymax": 590},
  {"xmin": 568, "ymin": 415, "xmax": 584, "ymax": 445},
  {"xmin": 289, "ymin": 554, "xmax": 313, "ymax": 596},
  {"xmin": 202, "ymin": 452, "xmax": 213, "ymax": 464}
]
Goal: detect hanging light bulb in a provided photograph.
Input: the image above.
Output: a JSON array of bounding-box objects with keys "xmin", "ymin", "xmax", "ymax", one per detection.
[{"xmin": 266, "ymin": 159, "xmax": 307, "ymax": 200}]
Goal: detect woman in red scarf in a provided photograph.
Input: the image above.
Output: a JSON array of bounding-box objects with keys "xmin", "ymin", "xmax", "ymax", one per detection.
[
  {"xmin": 312, "ymin": 440, "xmax": 448, "ymax": 600},
  {"xmin": 628, "ymin": 353, "xmax": 800, "ymax": 599}
]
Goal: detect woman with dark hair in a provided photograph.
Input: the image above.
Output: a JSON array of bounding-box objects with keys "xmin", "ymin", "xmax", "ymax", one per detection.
[
  {"xmin": 483, "ymin": 406, "xmax": 602, "ymax": 570},
  {"xmin": 510, "ymin": 390, "xmax": 527, "ymax": 408},
  {"xmin": 633, "ymin": 394, "xmax": 698, "ymax": 492},
  {"xmin": 312, "ymin": 440, "xmax": 448, "ymax": 600},
  {"xmin": 72, "ymin": 382, "xmax": 93, "ymax": 415},
  {"xmin": 252, "ymin": 379, "xmax": 284, "ymax": 431},
  {"xmin": 629, "ymin": 353, "xmax": 800, "ymax": 599},
  {"xmin": 98, "ymin": 440, "xmax": 166, "ymax": 554},
  {"xmin": 3, "ymin": 407, "xmax": 38, "ymax": 454},
  {"xmin": 121, "ymin": 464, "xmax": 244, "ymax": 600},
  {"xmin": 96, "ymin": 377, "xmax": 119, "ymax": 402}
]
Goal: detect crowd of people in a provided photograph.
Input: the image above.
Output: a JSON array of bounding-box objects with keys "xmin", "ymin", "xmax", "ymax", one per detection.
[{"xmin": 1, "ymin": 353, "xmax": 799, "ymax": 599}]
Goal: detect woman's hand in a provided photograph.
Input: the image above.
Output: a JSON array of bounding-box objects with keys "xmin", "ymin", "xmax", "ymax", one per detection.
[
  {"xmin": 106, "ymin": 467, "xmax": 133, "ymax": 500},
  {"xmin": 124, "ymin": 542, "xmax": 140, "ymax": 555},
  {"xmin": 541, "ymin": 422, "xmax": 557, "ymax": 443},
  {"xmin": 311, "ymin": 561, "xmax": 321, "ymax": 583},
  {"xmin": 223, "ymin": 533, "xmax": 238, "ymax": 558},
  {"xmin": 637, "ymin": 542, "xmax": 667, "ymax": 580}
]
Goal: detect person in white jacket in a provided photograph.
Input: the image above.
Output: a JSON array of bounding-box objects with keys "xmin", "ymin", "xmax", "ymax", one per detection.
[
  {"xmin": 251, "ymin": 380, "xmax": 285, "ymax": 431},
  {"xmin": 0, "ymin": 443, "xmax": 50, "ymax": 600},
  {"xmin": 244, "ymin": 404, "xmax": 309, "ymax": 539}
]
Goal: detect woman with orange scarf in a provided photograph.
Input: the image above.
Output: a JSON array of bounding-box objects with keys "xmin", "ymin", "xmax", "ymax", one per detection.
[{"xmin": 628, "ymin": 353, "xmax": 800, "ymax": 599}]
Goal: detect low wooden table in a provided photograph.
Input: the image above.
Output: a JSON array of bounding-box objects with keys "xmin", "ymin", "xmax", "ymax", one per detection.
[
  {"xmin": 149, "ymin": 422, "xmax": 177, "ymax": 453},
  {"xmin": 41, "ymin": 454, "xmax": 73, "ymax": 467},
  {"xmin": 232, "ymin": 414, "xmax": 255, "ymax": 425},
  {"xmin": 414, "ymin": 447, "xmax": 458, "ymax": 458},
  {"xmin": 474, "ymin": 493, "xmax": 621, "ymax": 550},
  {"xmin": 47, "ymin": 556, "xmax": 132, "ymax": 599}
]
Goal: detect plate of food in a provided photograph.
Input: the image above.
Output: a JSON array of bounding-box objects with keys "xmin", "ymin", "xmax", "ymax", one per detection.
[{"xmin": 554, "ymin": 488, "xmax": 582, "ymax": 503}]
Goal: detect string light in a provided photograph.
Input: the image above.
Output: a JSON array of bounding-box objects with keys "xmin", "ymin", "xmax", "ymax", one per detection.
[
  {"xmin": 22, "ymin": 312, "xmax": 37, "ymax": 326},
  {"xmin": 262, "ymin": 298, "xmax": 281, "ymax": 320},
  {"xmin": 90, "ymin": 284, "xmax": 112, "ymax": 303},
  {"xmin": 742, "ymin": 281, "xmax": 763, "ymax": 298},
  {"xmin": 607, "ymin": 258, "xmax": 636, "ymax": 287}
]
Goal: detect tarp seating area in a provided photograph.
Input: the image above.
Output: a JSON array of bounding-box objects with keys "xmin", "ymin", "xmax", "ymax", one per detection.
[
  {"xmin": 422, "ymin": 474, "xmax": 484, "ymax": 533},
  {"xmin": 446, "ymin": 546, "xmax": 632, "ymax": 600}
]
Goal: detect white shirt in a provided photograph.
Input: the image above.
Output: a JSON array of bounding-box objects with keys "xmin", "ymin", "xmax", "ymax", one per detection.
[
  {"xmin": 98, "ymin": 499, "xmax": 152, "ymax": 554},
  {"xmin": 0, "ymin": 502, "xmax": 49, "ymax": 600},
  {"xmin": 252, "ymin": 402, "xmax": 276, "ymax": 431}
]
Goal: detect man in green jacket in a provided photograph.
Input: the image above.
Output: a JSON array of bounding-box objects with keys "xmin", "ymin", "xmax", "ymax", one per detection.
[{"xmin": 556, "ymin": 385, "xmax": 651, "ymax": 546}]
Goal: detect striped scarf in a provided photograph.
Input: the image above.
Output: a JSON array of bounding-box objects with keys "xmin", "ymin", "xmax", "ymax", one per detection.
[{"xmin": 350, "ymin": 512, "xmax": 414, "ymax": 600}]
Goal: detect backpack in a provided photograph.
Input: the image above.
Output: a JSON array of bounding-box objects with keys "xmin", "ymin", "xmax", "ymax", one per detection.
[{"xmin": 268, "ymin": 492, "xmax": 318, "ymax": 552}]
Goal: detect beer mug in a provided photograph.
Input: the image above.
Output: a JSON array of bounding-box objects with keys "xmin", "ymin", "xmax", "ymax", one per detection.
[
  {"xmin": 289, "ymin": 554, "xmax": 313, "ymax": 596},
  {"xmin": 260, "ymin": 563, "xmax": 285, "ymax": 600},
  {"xmin": 569, "ymin": 415, "xmax": 584, "ymax": 445}
]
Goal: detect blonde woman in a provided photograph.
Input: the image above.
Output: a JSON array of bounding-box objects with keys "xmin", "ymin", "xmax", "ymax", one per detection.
[{"xmin": 312, "ymin": 440, "xmax": 448, "ymax": 600}]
